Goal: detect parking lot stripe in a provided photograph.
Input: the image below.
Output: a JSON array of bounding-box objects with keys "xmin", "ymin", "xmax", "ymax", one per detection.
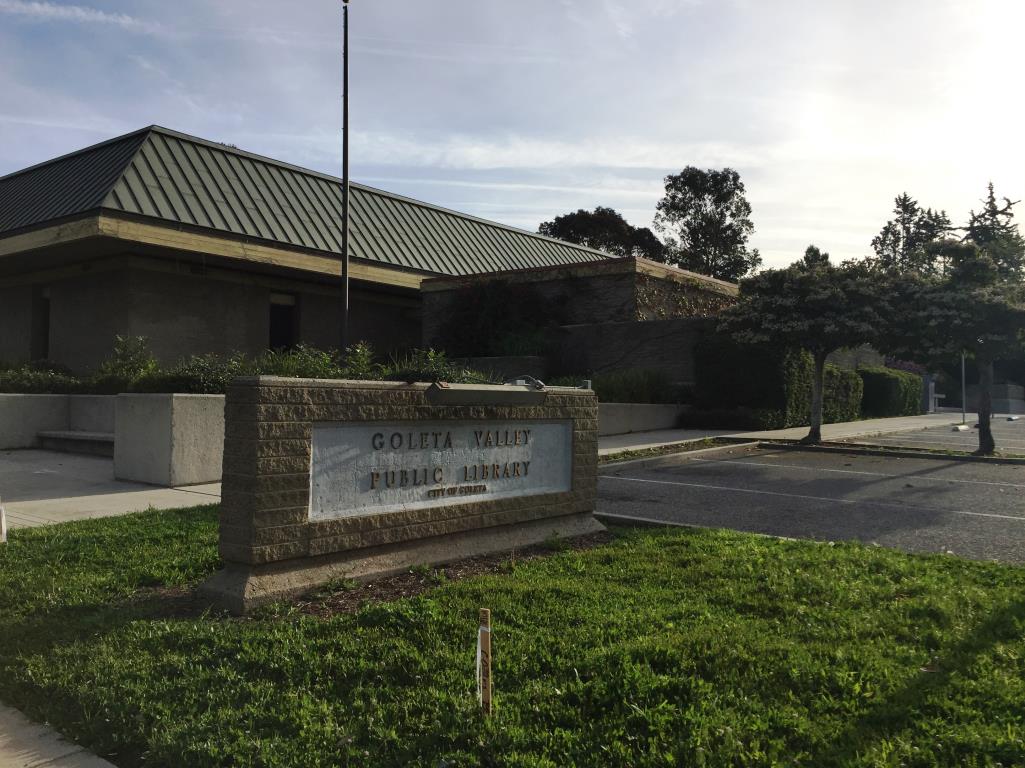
[
  {"xmin": 684, "ymin": 457, "xmax": 1025, "ymax": 489},
  {"xmin": 599, "ymin": 475, "xmax": 1025, "ymax": 523}
]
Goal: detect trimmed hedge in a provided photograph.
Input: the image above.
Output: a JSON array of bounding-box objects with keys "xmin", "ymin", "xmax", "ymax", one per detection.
[
  {"xmin": 688, "ymin": 335, "xmax": 864, "ymax": 429},
  {"xmin": 858, "ymin": 366, "xmax": 922, "ymax": 417}
]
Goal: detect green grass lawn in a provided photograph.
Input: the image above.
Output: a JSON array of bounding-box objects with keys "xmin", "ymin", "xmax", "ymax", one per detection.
[{"xmin": 1, "ymin": 508, "xmax": 1023, "ymax": 768}]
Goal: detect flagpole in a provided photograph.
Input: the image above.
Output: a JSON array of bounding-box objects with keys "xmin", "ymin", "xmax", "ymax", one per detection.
[{"xmin": 340, "ymin": 0, "xmax": 351, "ymax": 351}]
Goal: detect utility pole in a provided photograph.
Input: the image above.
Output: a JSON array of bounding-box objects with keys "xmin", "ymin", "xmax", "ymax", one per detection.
[{"xmin": 340, "ymin": 0, "xmax": 351, "ymax": 351}]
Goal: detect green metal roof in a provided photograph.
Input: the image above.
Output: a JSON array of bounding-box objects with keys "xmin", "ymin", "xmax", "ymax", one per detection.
[{"xmin": 0, "ymin": 126, "xmax": 611, "ymax": 277}]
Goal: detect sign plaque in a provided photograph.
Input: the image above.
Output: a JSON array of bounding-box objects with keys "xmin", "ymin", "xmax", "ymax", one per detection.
[{"xmin": 310, "ymin": 420, "xmax": 572, "ymax": 520}]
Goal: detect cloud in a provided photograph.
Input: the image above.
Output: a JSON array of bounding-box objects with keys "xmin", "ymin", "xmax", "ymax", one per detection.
[
  {"xmin": 240, "ymin": 127, "xmax": 766, "ymax": 174},
  {"xmin": 0, "ymin": 0, "xmax": 160, "ymax": 33},
  {"xmin": 603, "ymin": 0, "xmax": 634, "ymax": 39}
]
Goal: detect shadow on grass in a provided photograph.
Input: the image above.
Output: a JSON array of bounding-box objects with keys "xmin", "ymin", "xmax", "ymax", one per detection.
[
  {"xmin": 816, "ymin": 597, "xmax": 1025, "ymax": 765},
  {"xmin": 0, "ymin": 585, "xmax": 216, "ymax": 725}
]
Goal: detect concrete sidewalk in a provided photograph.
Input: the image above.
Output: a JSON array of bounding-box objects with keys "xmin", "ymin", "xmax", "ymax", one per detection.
[
  {"xmin": 0, "ymin": 703, "xmax": 114, "ymax": 767},
  {"xmin": 598, "ymin": 412, "xmax": 974, "ymax": 456},
  {"xmin": 1, "ymin": 450, "xmax": 220, "ymax": 529},
  {"xmin": 729, "ymin": 411, "xmax": 975, "ymax": 441}
]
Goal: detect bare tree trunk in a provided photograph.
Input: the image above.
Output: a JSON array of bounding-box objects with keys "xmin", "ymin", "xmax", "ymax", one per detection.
[
  {"xmin": 976, "ymin": 357, "xmax": 996, "ymax": 455},
  {"xmin": 802, "ymin": 351, "xmax": 827, "ymax": 445}
]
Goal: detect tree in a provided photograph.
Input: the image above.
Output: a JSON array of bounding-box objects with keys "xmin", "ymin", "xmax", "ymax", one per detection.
[
  {"xmin": 962, "ymin": 182, "xmax": 1025, "ymax": 280},
  {"xmin": 718, "ymin": 248, "xmax": 883, "ymax": 443},
  {"xmin": 802, "ymin": 244, "xmax": 830, "ymax": 269},
  {"xmin": 654, "ymin": 167, "xmax": 762, "ymax": 281},
  {"xmin": 538, "ymin": 206, "xmax": 667, "ymax": 262},
  {"xmin": 870, "ymin": 193, "xmax": 951, "ymax": 274},
  {"xmin": 880, "ymin": 242, "xmax": 1025, "ymax": 454}
]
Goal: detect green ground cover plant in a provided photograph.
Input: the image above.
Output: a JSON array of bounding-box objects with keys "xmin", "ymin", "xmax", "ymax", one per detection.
[{"xmin": 1, "ymin": 509, "xmax": 1023, "ymax": 767}]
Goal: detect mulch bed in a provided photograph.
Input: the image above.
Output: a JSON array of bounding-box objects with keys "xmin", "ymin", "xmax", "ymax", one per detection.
[{"xmin": 296, "ymin": 531, "xmax": 614, "ymax": 619}]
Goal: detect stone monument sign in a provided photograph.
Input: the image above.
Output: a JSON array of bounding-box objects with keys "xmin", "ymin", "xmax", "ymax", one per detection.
[{"xmin": 201, "ymin": 377, "xmax": 602, "ymax": 613}]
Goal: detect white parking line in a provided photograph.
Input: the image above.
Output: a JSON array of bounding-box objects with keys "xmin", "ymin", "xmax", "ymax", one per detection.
[
  {"xmin": 598, "ymin": 475, "xmax": 1025, "ymax": 523},
  {"xmin": 683, "ymin": 457, "xmax": 1025, "ymax": 489}
]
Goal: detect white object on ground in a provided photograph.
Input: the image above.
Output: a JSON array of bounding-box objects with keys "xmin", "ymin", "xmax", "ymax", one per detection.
[
  {"xmin": 0, "ymin": 498, "xmax": 6, "ymax": 544},
  {"xmin": 952, "ymin": 425, "xmax": 970, "ymax": 432}
]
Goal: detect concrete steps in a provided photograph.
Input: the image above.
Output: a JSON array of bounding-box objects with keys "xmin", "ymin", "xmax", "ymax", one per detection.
[{"xmin": 37, "ymin": 430, "xmax": 115, "ymax": 458}]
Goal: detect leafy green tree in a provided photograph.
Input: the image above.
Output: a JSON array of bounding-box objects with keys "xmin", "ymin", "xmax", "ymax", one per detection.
[
  {"xmin": 871, "ymin": 193, "xmax": 951, "ymax": 274},
  {"xmin": 654, "ymin": 167, "xmax": 762, "ymax": 281},
  {"xmin": 719, "ymin": 248, "xmax": 884, "ymax": 443},
  {"xmin": 880, "ymin": 243, "xmax": 1025, "ymax": 454},
  {"xmin": 962, "ymin": 183, "xmax": 1025, "ymax": 280},
  {"xmin": 802, "ymin": 244, "xmax": 830, "ymax": 269},
  {"xmin": 538, "ymin": 206, "xmax": 667, "ymax": 262}
]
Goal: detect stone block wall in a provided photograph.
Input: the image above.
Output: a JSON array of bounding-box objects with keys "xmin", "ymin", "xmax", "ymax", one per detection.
[
  {"xmin": 551, "ymin": 318, "xmax": 714, "ymax": 384},
  {"xmin": 421, "ymin": 267, "xmax": 636, "ymax": 349},
  {"xmin": 218, "ymin": 378, "xmax": 598, "ymax": 569}
]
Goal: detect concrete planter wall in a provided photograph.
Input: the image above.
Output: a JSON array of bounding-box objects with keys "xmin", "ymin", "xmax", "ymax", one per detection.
[
  {"xmin": 114, "ymin": 394, "xmax": 225, "ymax": 486},
  {"xmin": 598, "ymin": 403, "xmax": 687, "ymax": 436},
  {"xmin": 0, "ymin": 394, "xmax": 71, "ymax": 448},
  {"xmin": 69, "ymin": 395, "xmax": 116, "ymax": 432}
]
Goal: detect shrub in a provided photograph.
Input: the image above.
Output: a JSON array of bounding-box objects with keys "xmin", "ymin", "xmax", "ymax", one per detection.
[
  {"xmin": 693, "ymin": 335, "xmax": 863, "ymax": 428},
  {"xmin": 90, "ymin": 335, "xmax": 159, "ymax": 393},
  {"xmin": 859, "ymin": 366, "xmax": 922, "ymax": 417},
  {"xmin": 822, "ymin": 366, "xmax": 864, "ymax": 423},
  {"xmin": 384, "ymin": 348, "xmax": 492, "ymax": 384},
  {"xmin": 133, "ymin": 354, "xmax": 250, "ymax": 394},
  {"xmin": 340, "ymin": 342, "xmax": 385, "ymax": 380},
  {"xmin": 679, "ymin": 406, "xmax": 786, "ymax": 430},
  {"xmin": 0, "ymin": 367, "xmax": 83, "ymax": 394},
  {"xmin": 250, "ymin": 344, "xmax": 343, "ymax": 380},
  {"xmin": 591, "ymin": 369, "xmax": 675, "ymax": 404},
  {"xmin": 0, "ymin": 340, "xmax": 498, "ymax": 394},
  {"xmin": 432, "ymin": 280, "xmax": 564, "ymax": 356}
]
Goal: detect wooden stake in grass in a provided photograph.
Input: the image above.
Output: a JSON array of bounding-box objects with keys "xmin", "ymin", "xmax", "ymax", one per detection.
[
  {"xmin": 477, "ymin": 608, "xmax": 492, "ymax": 716},
  {"xmin": 0, "ymin": 496, "xmax": 6, "ymax": 545}
]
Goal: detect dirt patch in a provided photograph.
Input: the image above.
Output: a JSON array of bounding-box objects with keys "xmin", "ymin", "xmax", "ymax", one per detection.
[{"xmin": 296, "ymin": 531, "xmax": 615, "ymax": 619}]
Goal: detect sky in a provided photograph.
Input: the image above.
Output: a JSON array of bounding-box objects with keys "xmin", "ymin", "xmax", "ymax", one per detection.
[{"xmin": 1, "ymin": 0, "xmax": 1023, "ymax": 269}]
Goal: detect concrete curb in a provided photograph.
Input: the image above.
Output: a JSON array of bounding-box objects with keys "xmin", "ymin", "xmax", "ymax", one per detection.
[
  {"xmin": 758, "ymin": 441, "xmax": 1025, "ymax": 467},
  {"xmin": 599, "ymin": 441, "xmax": 761, "ymax": 471},
  {"xmin": 595, "ymin": 512, "xmax": 697, "ymax": 529},
  {"xmin": 595, "ymin": 513, "xmax": 801, "ymax": 546}
]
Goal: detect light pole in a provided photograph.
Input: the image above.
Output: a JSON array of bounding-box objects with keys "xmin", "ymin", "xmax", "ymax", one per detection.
[
  {"xmin": 340, "ymin": 0, "xmax": 351, "ymax": 351},
  {"xmin": 961, "ymin": 351, "xmax": 966, "ymax": 425}
]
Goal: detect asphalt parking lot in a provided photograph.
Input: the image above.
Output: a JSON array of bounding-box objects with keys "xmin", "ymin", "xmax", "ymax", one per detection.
[
  {"xmin": 598, "ymin": 446, "xmax": 1025, "ymax": 564},
  {"xmin": 850, "ymin": 416, "xmax": 1025, "ymax": 455}
]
